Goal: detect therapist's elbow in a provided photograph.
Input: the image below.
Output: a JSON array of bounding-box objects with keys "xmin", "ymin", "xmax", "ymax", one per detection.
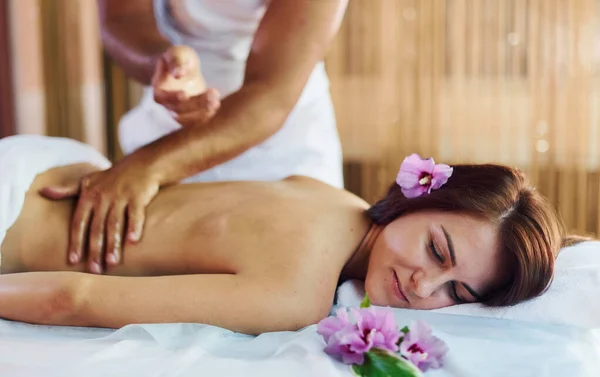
[
  {"xmin": 39, "ymin": 275, "xmax": 91, "ymax": 326},
  {"xmin": 243, "ymin": 79, "xmax": 301, "ymax": 116}
]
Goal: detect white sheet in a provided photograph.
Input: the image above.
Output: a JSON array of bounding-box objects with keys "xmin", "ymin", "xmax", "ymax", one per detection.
[
  {"xmin": 0, "ymin": 312, "xmax": 599, "ymax": 376},
  {"xmin": 2, "ymin": 243, "xmax": 600, "ymax": 376}
]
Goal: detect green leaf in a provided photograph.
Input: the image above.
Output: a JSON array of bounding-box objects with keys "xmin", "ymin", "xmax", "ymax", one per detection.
[
  {"xmin": 351, "ymin": 349, "xmax": 423, "ymax": 377},
  {"xmin": 360, "ymin": 294, "xmax": 371, "ymax": 308}
]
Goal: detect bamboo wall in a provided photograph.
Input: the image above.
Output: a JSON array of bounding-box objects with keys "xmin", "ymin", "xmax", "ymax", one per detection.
[
  {"xmin": 9, "ymin": 0, "xmax": 105, "ymax": 152},
  {"xmin": 9, "ymin": 0, "xmax": 600, "ymax": 235},
  {"xmin": 327, "ymin": 0, "xmax": 600, "ymax": 236}
]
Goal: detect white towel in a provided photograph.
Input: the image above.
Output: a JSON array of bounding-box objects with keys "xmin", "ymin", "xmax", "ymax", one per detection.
[{"xmin": 0, "ymin": 135, "xmax": 111, "ymax": 267}]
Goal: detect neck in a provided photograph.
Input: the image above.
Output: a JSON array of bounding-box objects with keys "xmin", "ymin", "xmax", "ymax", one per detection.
[{"xmin": 341, "ymin": 223, "xmax": 383, "ymax": 280}]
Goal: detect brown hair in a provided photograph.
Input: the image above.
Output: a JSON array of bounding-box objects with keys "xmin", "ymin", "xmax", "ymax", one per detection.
[{"xmin": 367, "ymin": 164, "xmax": 569, "ymax": 307}]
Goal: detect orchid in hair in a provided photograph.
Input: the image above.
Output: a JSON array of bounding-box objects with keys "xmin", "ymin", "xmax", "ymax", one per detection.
[{"xmin": 396, "ymin": 154, "xmax": 453, "ymax": 198}]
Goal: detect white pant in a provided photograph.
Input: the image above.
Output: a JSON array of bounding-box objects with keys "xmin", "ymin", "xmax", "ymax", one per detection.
[{"xmin": 0, "ymin": 135, "xmax": 111, "ymax": 270}]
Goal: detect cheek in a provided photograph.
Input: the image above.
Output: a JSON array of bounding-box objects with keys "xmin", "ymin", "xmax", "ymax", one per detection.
[
  {"xmin": 364, "ymin": 264, "xmax": 392, "ymax": 306},
  {"xmin": 368, "ymin": 235, "xmax": 393, "ymax": 268},
  {"xmin": 363, "ymin": 268, "xmax": 380, "ymax": 305},
  {"xmin": 364, "ymin": 244, "xmax": 390, "ymax": 303},
  {"xmin": 379, "ymin": 230, "xmax": 404, "ymax": 259},
  {"xmin": 369, "ymin": 236, "xmax": 405, "ymax": 273},
  {"xmin": 383, "ymin": 231, "xmax": 422, "ymax": 269}
]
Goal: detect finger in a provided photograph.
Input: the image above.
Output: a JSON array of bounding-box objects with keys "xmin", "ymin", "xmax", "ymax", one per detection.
[
  {"xmin": 175, "ymin": 109, "xmax": 216, "ymax": 128},
  {"xmin": 68, "ymin": 197, "xmax": 94, "ymax": 265},
  {"xmin": 171, "ymin": 67, "xmax": 187, "ymax": 79},
  {"xmin": 168, "ymin": 58, "xmax": 191, "ymax": 79},
  {"xmin": 154, "ymin": 89, "xmax": 185, "ymax": 106},
  {"xmin": 163, "ymin": 53, "xmax": 188, "ymax": 79},
  {"xmin": 174, "ymin": 92, "xmax": 220, "ymax": 127},
  {"xmin": 168, "ymin": 90, "xmax": 220, "ymax": 114},
  {"xmin": 39, "ymin": 183, "xmax": 80, "ymax": 200},
  {"xmin": 151, "ymin": 55, "xmax": 169, "ymax": 88},
  {"xmin": 204, "ymin": 88, "xmax": 221, "ymax": 104},
  {"xmin": 105, "ymin": 202, "xmax": 127, "ymax": 266},
  {"xmin": 87, "ymin": 201, "xmax": 111, "ymax": 274},
  {"xmin": 126, "ymin": 202, "xmax": 146, "ymax": 244},
  {"xmin": 204, "ymin": 89, "xmax": 221, "ymax": 113},
  {"xmin": 190, "ymin": 90, "xmax": 220, "ymax": 113}
]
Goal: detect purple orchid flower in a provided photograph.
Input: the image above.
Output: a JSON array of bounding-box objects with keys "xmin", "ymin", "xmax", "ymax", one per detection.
[
  {"xmin": 352, "ymin": 307, "xmax": 401, "ymax": 353},
  {"xmin": 317, "ymin": 307, "xmax": 402, "ymax": 365},
  {"xmin": 323, "ymin": 325, "xmax": 372, "ymax": 365},
  {"xmin": 399, "ymin": 320, "xmax": 449, "ymax": 372},
  {"xmin": 396, "ymin": 153, "xmax": 453, "ymax": 198},
  {"xmin": 317, "ymin": 308, "xmax": 351, "ymax": 344}
]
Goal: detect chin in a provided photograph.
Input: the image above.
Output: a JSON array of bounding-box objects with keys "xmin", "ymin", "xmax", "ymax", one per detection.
[
  {"xmin": 363, "ymin": 277, "xmax": 387, "ymax": 307},
  {"xmin": 363, "ymin": 276, "xmax": 378, "ymax": 302}
]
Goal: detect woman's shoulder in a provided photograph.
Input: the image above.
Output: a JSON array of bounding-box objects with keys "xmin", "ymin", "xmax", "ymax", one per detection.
[
  {"xmin": 283, "ymin": 175, "xmax": 370, "ymax": 207},
  {"xmin": 266, "ymin": 178, "xmax": 370, "ymax": 279}
]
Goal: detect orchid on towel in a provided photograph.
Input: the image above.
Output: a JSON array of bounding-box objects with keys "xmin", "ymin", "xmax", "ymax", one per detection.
[
  {"xmin": 399, "ymin": 321, "xmax": 449, "ymax": 372},
  {"xmin": 317, "ymin": 295, "xmax": 448, "ymax": 376}
]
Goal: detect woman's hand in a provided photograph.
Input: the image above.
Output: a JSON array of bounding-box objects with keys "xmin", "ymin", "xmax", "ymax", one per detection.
[
  {"xmin": 152, "ymin": 45, "xmax": 221, "ymax": 128},
  {"xmin": 40, "ymin": 158, "xmax": 160, "ymax": 274}
]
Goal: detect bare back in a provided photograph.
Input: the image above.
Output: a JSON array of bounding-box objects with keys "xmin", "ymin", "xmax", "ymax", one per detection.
[{"xmin": 3, "ymin": 165, "xmax": 371, "ymax": 288}]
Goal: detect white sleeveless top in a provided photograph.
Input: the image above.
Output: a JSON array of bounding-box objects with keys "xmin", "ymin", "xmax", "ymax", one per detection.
[{"xmin": 118, "ymin": 0, "xmax": 343, "ymax": 188}]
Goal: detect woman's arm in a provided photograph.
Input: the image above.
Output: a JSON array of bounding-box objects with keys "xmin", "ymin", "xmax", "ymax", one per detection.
[
  {"xmin": 0, "ymin": 271, "xmax": 329, "ymax": 334},
  {"xmin": 98, "ymin": 0, "xmax": 170, "ymax": 84}
]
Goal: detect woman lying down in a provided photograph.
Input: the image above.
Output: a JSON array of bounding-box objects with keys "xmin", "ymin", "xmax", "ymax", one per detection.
[{"xmin": 0, "ymin": 135, "xmax": 571, "ymax": 335}]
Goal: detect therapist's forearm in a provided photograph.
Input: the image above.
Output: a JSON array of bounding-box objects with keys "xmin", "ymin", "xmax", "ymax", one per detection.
[
  {"xmin": 102, "ymin": 22, "xmax": 170, "ymax": 85},
  {"xmin": 129, "ymin": 83, "xmax": 294, "ymax": 185},
  {"xmin": 98, "ymin": 0, "xmax": 171, "ymax": 84},
  {"xmin": 101, "ymin": 21, "xmax": 170, "ymax": 85}
]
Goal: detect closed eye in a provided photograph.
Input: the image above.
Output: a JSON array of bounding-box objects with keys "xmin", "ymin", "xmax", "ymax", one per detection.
[
  {"xmin": 429, "ymin": 239, "xmax": 444, "ymax": 263},
  {"xmin": 429, "ymin": 237, "xmax": 467, "ymax": 303},
  {"xmin": 450, "ymin": 281, "xmax": 469, "ymax": 304},
  {"xmin": 450, "ymin": 281, "xmax": 467, "ymax": 304}
]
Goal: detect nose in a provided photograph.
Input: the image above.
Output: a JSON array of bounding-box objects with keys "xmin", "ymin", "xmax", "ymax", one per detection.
[{"xmin": 410, "ymin": 269, "xmax": 446, "ymax": 299}]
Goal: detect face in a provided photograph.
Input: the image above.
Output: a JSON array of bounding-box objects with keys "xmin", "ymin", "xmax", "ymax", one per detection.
[{"xmin": 365, "ymin": 211, "xmax": 506, "ymax": 310}]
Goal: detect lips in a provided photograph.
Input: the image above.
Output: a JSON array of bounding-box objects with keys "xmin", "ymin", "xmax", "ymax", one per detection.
[{"xmin": 393, "ymin": 270, "xmax": 409, "ymax": 303}]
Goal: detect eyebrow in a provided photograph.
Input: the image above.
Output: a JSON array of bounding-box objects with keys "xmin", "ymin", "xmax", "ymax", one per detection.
[{"xmin": 441, "ymin": 226, "xmax": 483, "ymax": 301}]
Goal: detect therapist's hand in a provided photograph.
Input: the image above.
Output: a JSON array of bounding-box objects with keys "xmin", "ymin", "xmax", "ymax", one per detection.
[
  {"xmin": 152, "ymin": 45, "xmax": 221, "ymax": 128},
  {"xmin": 40, "ymin": 158, "xmax": 160, "ymax": 274},
  {"xmin": 155, "ymin": 87, "xmax": 221, "ymax": 128}
]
